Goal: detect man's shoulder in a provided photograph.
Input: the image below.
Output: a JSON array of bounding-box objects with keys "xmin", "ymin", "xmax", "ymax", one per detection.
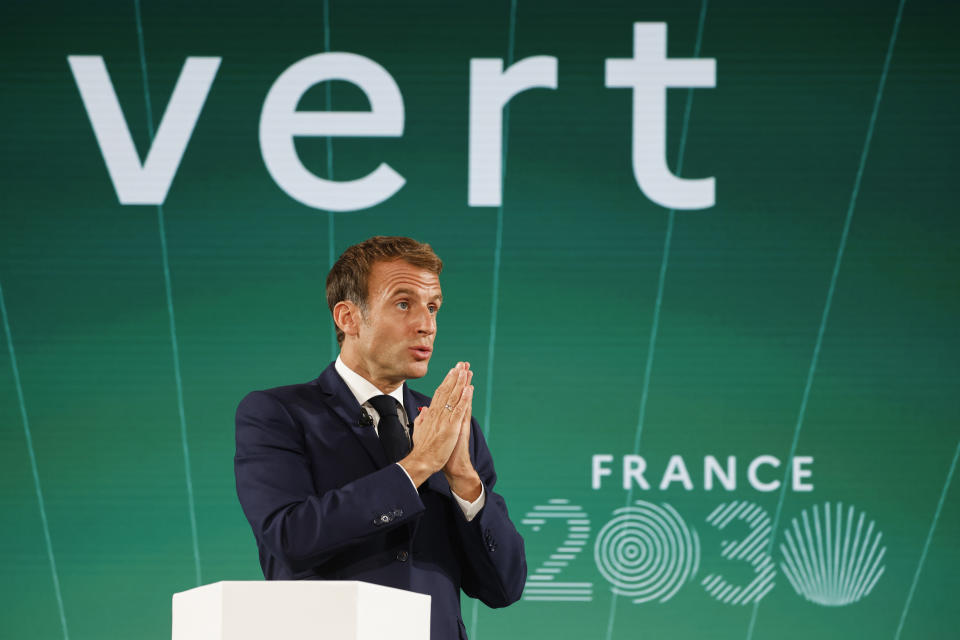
[{"xmin": 238, "ymin": 377, "xmax": 323, "ymax": 413}]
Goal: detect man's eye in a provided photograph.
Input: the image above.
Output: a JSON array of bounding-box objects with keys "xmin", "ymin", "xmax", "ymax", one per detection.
[
  {"xmin": 396, "ymin": 301, "xmax": 409, "ymax": 310},
  {"xmin": 428, "ymin": 306, "xmax": 438, "ymax": 314}
]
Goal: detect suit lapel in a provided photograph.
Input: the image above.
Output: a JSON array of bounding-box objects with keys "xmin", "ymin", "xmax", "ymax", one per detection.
[
  {"xmin": 317, "ymin": 363, "xmax": 389, "ymax": 469},
  {"xmin": 402, "ymin": 383, "xmax": 420, "ymax": 432}
]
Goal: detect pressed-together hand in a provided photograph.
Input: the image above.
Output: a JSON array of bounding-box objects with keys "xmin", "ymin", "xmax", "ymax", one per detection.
[
  {"xmin": 399, "ymin": 362, "xmax": 476, "ymax": 490},
  {"xmin": 442, "ymin": 363, "xmax": 482, "ymax": 501}
]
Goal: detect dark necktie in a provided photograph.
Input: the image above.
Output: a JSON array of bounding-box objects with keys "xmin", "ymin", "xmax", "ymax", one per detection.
[{"xmin": 368, "ymin": 395, "xmax": 410, "ymax": 463}]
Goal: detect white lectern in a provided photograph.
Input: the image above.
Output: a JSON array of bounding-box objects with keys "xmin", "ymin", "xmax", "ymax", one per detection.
[{"xmin": 172, "ymin": 581, "xmax": 431, "ymax": 640}]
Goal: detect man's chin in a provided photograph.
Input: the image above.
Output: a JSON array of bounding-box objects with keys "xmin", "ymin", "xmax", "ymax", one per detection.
[{"xmin": 405, "ymin": 361, "xmax": 430, "ymax": 380}]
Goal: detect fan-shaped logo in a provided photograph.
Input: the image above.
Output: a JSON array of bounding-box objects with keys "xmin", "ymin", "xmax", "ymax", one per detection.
[
  {"xmin": 779, "ymin": 502, "xmax": 886, "ymax": 606},
  {"xmin": 593, "ymin": 500, "xmax": 700, "ymax": 603}
]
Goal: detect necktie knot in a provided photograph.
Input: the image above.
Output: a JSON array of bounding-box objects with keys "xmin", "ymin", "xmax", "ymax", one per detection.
[
  {"xmin": 368, "ymin": 395, "xmax": 410, "ymax": 463},
  {"xmin": 368, "ymin": 394, "xmax": 399, "ymax": 419}
]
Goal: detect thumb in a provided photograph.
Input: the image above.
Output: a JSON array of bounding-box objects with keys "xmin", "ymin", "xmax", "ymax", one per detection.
[{"xmin": 415, "ymin": 407, "xmax": 429, "ymax": 425}]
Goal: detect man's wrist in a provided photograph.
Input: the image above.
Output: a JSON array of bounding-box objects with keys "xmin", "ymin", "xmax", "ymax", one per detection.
[
  {"xmin": 444, "ymin": 467, "xmax": 482, "ymax": 502},
  {"xmin": 398, "ymin": 454, "xmax": 434, "ymax": 488}
]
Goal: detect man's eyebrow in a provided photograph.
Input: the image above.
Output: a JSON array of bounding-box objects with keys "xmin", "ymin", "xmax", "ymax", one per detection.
[{"xmin": 392, "ymin": 287, "xmax": 443, "ymax": 302}]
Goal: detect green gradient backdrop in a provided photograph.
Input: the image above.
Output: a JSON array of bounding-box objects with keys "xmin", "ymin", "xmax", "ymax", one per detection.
[{"xmin": 2, "ymin": 0, "xmax": 958, "ymax": 639}]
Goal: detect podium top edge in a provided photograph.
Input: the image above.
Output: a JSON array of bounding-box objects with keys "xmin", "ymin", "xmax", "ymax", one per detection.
[{"xmin": 172, "ymin": 580, "xmax": 430, "ymax": 603}]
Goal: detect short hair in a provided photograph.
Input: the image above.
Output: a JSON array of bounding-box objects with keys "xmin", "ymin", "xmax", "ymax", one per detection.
[{"xmin": 326, "ymin": 236, "xmax": 444, "ymax": 346}]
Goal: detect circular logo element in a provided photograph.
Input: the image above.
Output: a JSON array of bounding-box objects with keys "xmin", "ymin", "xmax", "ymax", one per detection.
[{"xmin": 593, "ymin": 500, "xmax": 700, "ymax": 603}]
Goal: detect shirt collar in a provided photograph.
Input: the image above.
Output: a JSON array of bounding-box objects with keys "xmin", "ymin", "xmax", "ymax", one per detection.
[{"xmin": 335, "ymin": 355, "xmax": 405, "ymax": 410}]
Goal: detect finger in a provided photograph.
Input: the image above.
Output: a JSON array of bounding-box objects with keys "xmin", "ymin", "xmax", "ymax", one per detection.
[
  {"xmin": 431, "ymin": 374, "xmax": 466, "ymax": 426},
  {"xmin": 448, "ymin": 374, "xmax": 470, "ymax": 414},
  {"xmin": 446, "ymin": 373, "xmax": 472, "ymax": 410},
  {"xmin": 435, "ymin": 380, "xmax": 469, "ymax": 431},
  {"xmin": 464, "ymin": 385, "xmax": 475, "ymax": 417},
  {"xmin": 442, "ymin": 364, "xmax": 467, "ymax": 399},
  {"xmin": 438, "ymin": 370, "xmax": 466, "ymax": 413},
  {"xmin": 461, "ymin": 386, "xmax": 474, "ymax": 427},
  {"xmin": 452, "ymin": 384, "xmax": 473, "ymax": 417},
  {"xmin": 449, "ymin": 366, "xmax": 469, "ymax": 401},
  {"xmin": 432, "ymin": 365, "xmax": 461, "ymax": 406}
]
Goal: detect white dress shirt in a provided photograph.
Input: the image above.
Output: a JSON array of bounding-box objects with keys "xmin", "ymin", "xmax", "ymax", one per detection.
[{"xmin": 334, "ymin": 356, "xmax": 485, "ymax": 521}]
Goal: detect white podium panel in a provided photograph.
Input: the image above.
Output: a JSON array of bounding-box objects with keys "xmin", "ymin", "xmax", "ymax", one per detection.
[{"xmin": 172, "ymin": 581, "xmax": 431, "ymax": 640}]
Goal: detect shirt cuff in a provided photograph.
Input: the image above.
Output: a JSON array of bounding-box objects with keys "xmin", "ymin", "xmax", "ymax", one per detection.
[
  {"xmin": 452, "ymin": 483, "xmax": 486, "ymax": 522},
  {"xmin": 395, "ymin": 463, "xmax": 419, "ymax": 493}
]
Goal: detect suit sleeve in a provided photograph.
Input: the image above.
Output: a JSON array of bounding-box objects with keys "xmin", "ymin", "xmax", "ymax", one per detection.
[
  {"xmin": 234, "ymin": 390, "xmax": 426, "ymax": 573},
  {"xmin": 452, "ymin": 418, "xmax": 527, "ymax": 607}
]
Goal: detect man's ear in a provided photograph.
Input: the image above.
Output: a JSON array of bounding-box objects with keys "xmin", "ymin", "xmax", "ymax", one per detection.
[{"xmin": 333, "ymin": 300, "xmax": 362, "ymax": 339}]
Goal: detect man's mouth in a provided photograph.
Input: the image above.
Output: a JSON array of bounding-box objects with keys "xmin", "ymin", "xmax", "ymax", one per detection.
[{"xmin": 409, "ymin": 346, "xmax": 432, "ymax": 360}]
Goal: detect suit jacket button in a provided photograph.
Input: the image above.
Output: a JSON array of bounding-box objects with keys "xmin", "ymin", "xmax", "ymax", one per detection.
[{"xmin": 396, "ymin": 550, "xmax": 409, "ymax": 562}]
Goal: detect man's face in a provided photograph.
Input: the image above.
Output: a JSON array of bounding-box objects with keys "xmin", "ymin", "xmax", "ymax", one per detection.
[{"xmin": 352, "ymin": 259, "xmax": 442, "ymax": 389}]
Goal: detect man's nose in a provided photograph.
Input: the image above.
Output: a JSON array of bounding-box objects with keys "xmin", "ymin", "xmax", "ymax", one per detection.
[{"xmin": 414, "ymin": 306, "xmax": 436, "ymax": 334}]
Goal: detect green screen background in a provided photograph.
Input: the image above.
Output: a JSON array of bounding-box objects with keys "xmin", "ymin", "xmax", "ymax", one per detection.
[{"xmin": 2, "ymin": 0, "xmax": 958, "ymax": 638}]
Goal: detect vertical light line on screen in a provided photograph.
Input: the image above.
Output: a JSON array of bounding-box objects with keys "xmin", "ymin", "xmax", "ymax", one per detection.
[
  {"xmin": 744, "ymin": 1, "xmax": 905, "ymax": 638},
  {"xmin": 893, "ymin": 438, "xmax": 959, "ymax": 640},
  {"xmin": 134, "ymin": 0, "xmax": 203, "ymax": 586},
  {"xmin": 0, "ymin": 281, "xmax": 70, "ymax": 640},
  {"xmin": 481, "ymin": 0, "xmax": 517, "ymax": 442},
  {"xmin": 324, "ymin": 0, "xmax": 338, "ymax": 360},
  {"xmin": 474, "ymin": 3, "xmax": 518, "ymax": 637},
  {"xmin": 603, "ymin": 3, "xmax": 709, "ymax": 639}
]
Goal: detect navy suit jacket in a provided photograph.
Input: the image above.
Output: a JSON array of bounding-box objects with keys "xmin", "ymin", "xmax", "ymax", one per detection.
[{"xmin": 234, "ymin": 363, "xmax": 526, "ymax": 639}]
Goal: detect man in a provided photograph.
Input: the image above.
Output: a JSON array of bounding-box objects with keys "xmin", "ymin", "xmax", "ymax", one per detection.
[{"xmin": 235, "ymin": 236, "xmax": 526, "ymax": 639}]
